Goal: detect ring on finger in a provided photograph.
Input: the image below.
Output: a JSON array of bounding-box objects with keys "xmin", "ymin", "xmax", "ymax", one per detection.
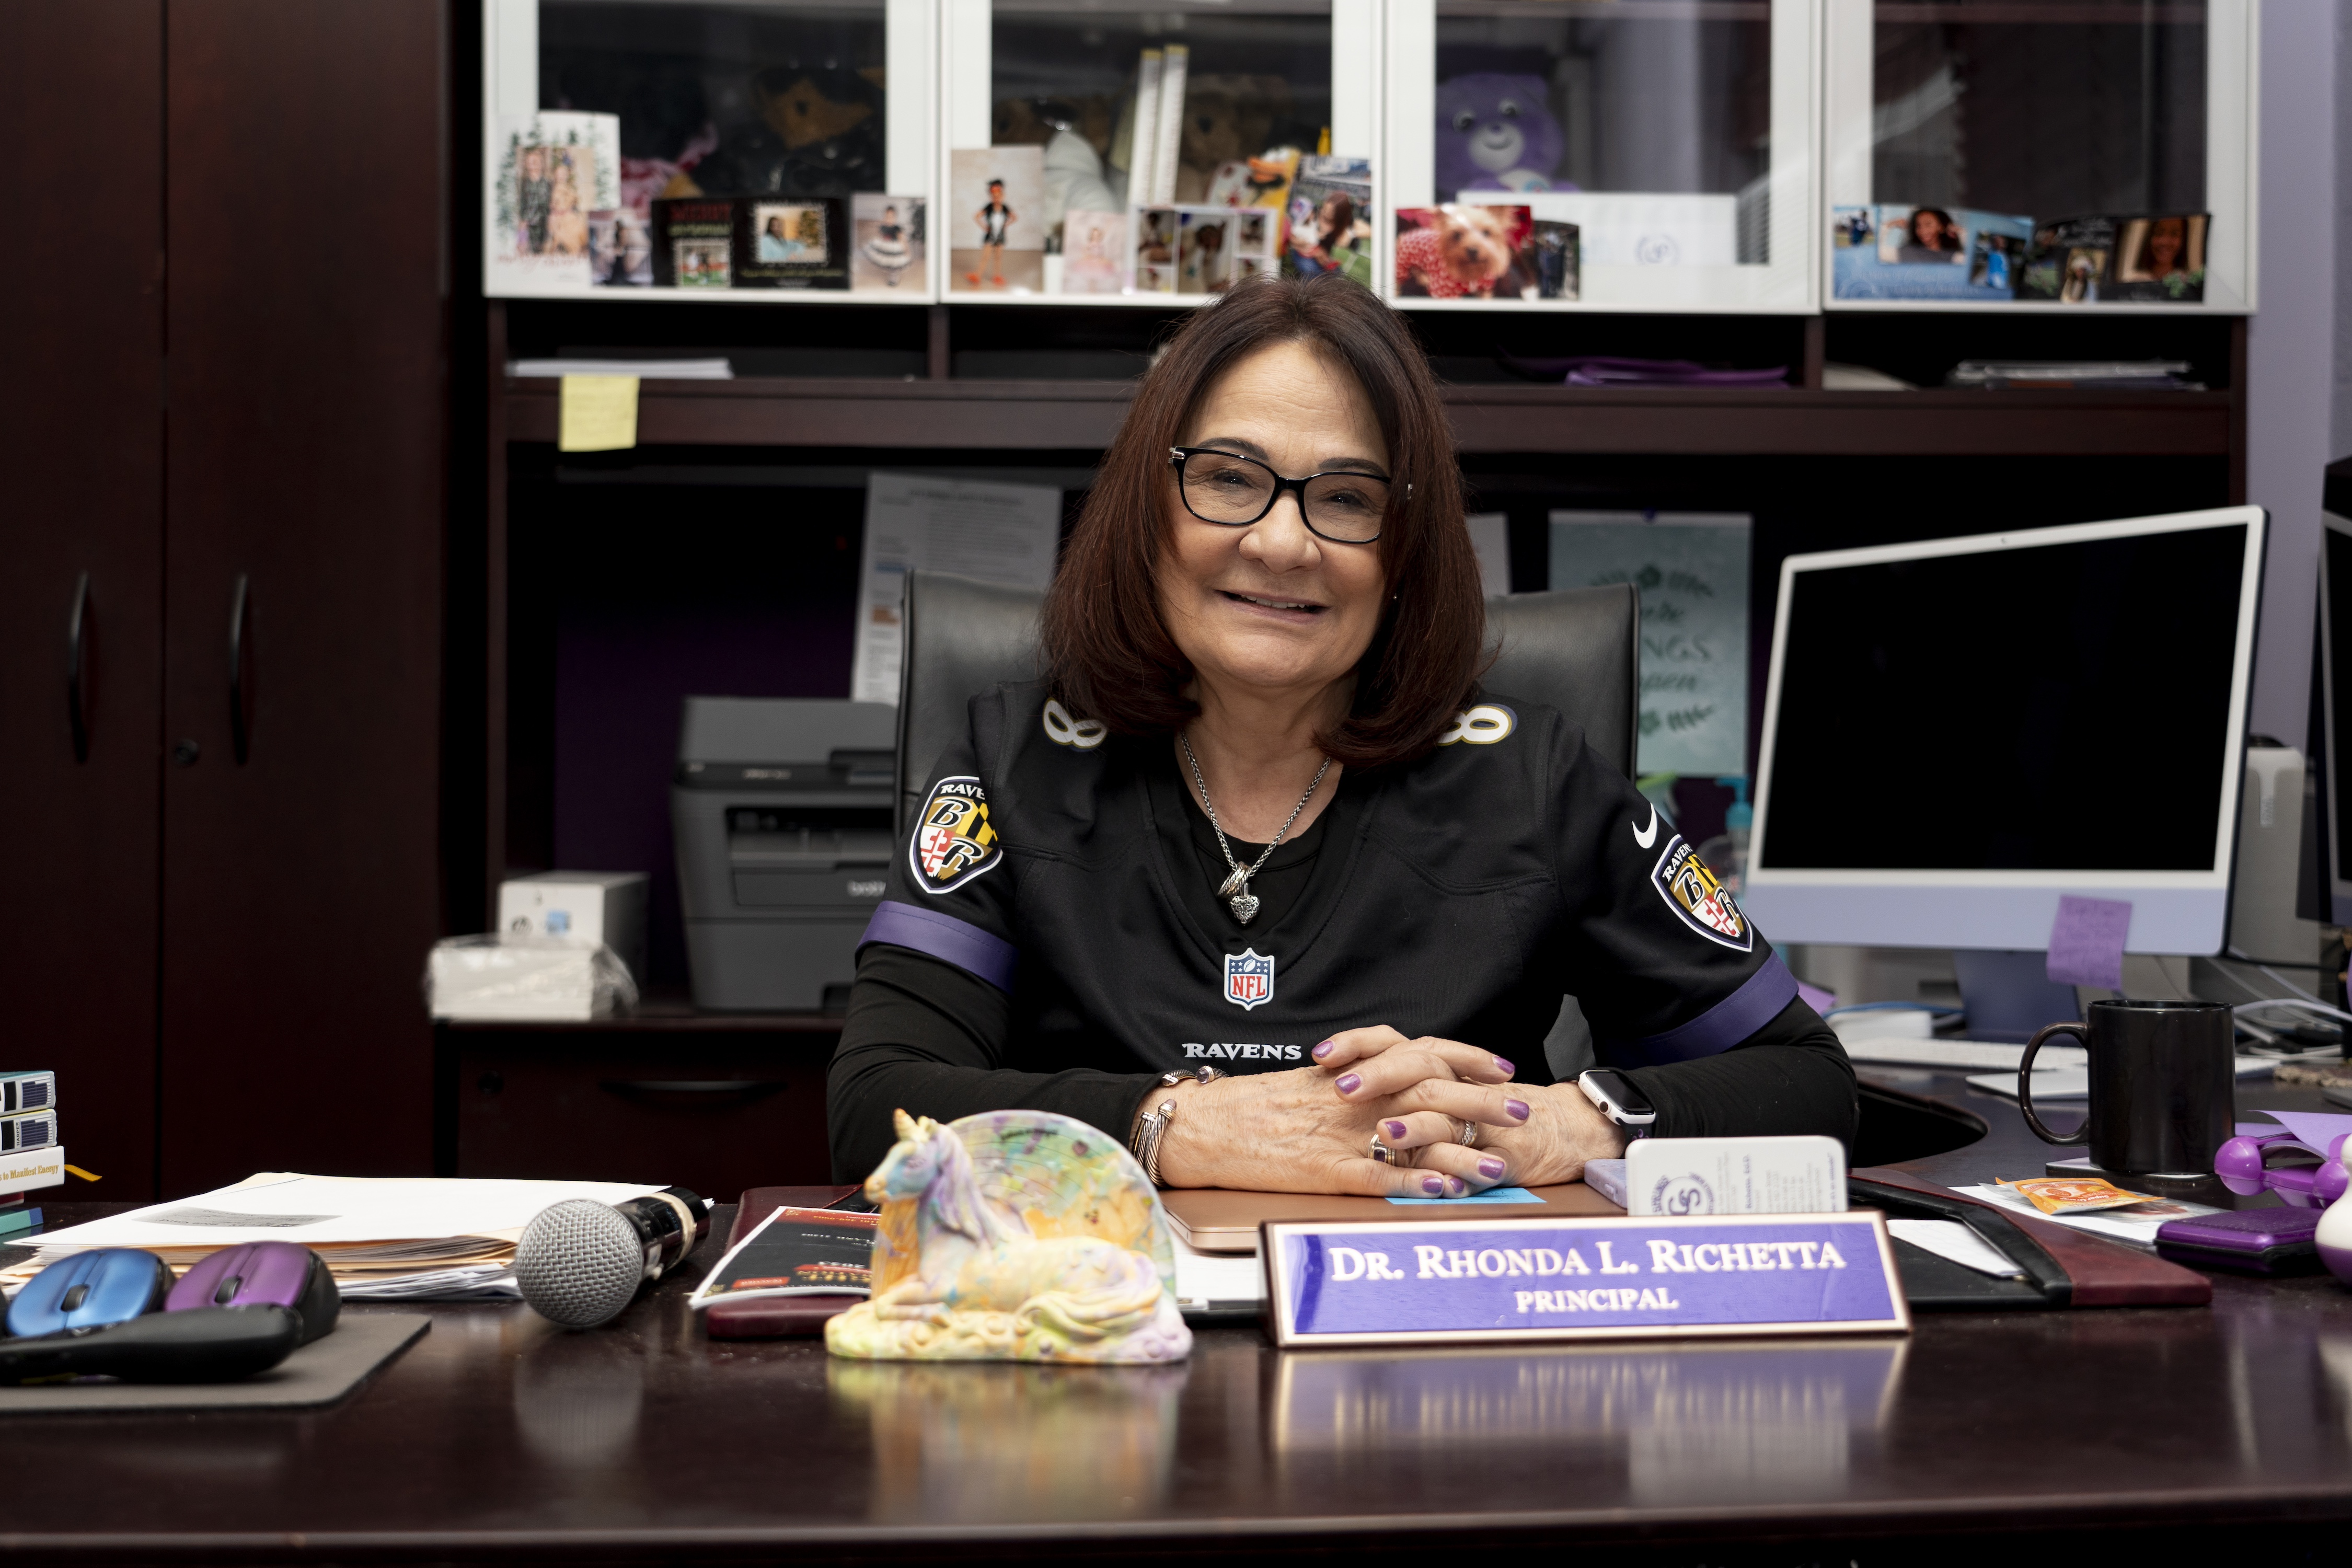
[
  {"xmin": 1456, "ymin": 1119, "xmax": 1479, "ymax": 1148},
  {"xmin": 1369, "ymin": 1133, "xmax": 1394, "ymax": 1165}
]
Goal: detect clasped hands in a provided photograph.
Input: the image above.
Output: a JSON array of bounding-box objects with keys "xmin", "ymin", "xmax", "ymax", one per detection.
[{"xmin": 1148, "ymin": 1026, "xmax": 1628, "ymax": 1197}]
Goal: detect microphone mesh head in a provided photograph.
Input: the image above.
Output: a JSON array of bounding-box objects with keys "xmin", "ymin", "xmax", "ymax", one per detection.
[{"xmin": 514, "ymin": 1200, "xmax": 643, "ymax": 1328}]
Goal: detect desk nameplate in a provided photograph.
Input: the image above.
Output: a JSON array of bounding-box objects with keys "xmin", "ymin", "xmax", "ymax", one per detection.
[{"xmin": 1262, "ymin": 1213, "xmax": 1910, "ymax": 1347}]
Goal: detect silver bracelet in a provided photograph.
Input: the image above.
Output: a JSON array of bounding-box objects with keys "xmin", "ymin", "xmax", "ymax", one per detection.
[
  {"xmin": 1133, "ymin": 1098, "xmax": 1179, "ymax": 1187},
  {"xmin": 1129, "ymin": 1067, "xmax": 1225, "ymax": 1187}
]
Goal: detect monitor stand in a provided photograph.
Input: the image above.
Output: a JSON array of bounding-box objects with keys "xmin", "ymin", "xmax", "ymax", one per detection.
[{"xmin": 1953, "ymin": 949, "xmax": 2083, "ymax": 1043}]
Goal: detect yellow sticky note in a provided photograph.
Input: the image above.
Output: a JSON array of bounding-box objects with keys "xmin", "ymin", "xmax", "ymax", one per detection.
[{"xmin": 559, "ymin": 374, "xmax": 639, "ymax": 452}]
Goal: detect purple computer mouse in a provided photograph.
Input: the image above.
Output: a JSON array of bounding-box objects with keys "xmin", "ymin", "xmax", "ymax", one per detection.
[{"xmin": 165, "ymin": 1242, "xmax": 340, "ymax": 1346}]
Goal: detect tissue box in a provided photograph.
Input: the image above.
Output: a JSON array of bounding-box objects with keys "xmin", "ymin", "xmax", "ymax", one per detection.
[
  {"xmin": 497, "ymin": 872, "xmax": 647, "ymax": 983},
  {"xmin": 426, "ymin": 936, "xmax": 637, "ymax": 1021}
]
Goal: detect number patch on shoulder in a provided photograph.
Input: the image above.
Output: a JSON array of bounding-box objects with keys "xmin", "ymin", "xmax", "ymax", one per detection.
[{"xmin": 1437, "ymin": 704, "xmax": 1516, "ymax": 746}]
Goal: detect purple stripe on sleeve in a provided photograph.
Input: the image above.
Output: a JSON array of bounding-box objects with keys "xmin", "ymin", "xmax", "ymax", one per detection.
[
  {"xmin": 859, "ymin": 901, "xmax": 1020, "ymax": 993},
  {"xmin": 1614, "ymin": 953, "xmax": 1802, "ymax": 1066}
]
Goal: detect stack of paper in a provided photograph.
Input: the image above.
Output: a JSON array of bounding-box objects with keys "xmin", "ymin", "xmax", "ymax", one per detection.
[{"xmin": 2, "ymin": 1173, "xmax": 660, "ymax": 1301}]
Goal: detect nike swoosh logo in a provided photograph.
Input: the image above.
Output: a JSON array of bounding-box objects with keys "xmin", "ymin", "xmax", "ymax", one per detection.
[{"xmin": 1632, "ymin": 805, "xmax": 1659, "ymax": 850}]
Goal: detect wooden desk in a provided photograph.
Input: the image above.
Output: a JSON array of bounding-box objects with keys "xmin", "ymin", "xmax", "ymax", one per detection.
[{"xmin": 6, "ymin": 1070, "xmax": 2351, "ymax": 1562}]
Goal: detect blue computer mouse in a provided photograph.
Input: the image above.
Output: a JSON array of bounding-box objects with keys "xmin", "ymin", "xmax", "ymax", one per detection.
[{"xmin": 6, "ymin": 1248, "xmax": 174, "ymax": 1338}]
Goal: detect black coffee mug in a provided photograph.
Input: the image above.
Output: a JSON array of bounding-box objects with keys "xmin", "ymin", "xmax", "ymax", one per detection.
[{"xmin": 2017, "ymin": 999, "xmax": 2235, "ymax": 1179}]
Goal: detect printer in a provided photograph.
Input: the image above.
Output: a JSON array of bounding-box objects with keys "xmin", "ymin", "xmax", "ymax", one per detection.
[{"xmin": 672, "ymin": 698, "xmax": 897, "ymax": 1011}]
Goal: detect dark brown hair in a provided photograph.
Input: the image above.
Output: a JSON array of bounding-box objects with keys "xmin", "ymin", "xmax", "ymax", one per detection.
[{"xmin": 1041, "ymin": 273, "xmax": 1484, "ymax": 768}]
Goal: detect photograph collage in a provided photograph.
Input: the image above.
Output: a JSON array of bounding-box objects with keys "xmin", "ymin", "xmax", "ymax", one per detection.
[{"xmin": 1834, "ymin": 204, "xmax": 2209, "ymax": 304}]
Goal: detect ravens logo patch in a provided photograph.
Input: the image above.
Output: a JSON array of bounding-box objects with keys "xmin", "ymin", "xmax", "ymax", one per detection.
[
  {"xmin": 1651, "ymin": 836, "xmax": 1752, "ymax": 952},
  {"xmin": 912, "ymin": 776, "xmax": 1002, "ymax": 894}
]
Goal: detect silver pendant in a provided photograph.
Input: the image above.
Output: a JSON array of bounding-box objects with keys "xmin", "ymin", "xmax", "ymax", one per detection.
[{"xmin": 1217, "ymin": 867, "xmax": 1260, "ymax": 925}]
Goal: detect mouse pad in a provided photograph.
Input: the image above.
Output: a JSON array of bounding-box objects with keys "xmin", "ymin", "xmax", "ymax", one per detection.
[{"xmin": 0, "ymin": 1310, "xmax": 429, "ymax": 1414}]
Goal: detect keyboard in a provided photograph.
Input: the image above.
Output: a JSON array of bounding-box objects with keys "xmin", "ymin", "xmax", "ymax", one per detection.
[{"xmin": 1840, "ymin": 1037, "xmax": 2088, "ymax": 1072}]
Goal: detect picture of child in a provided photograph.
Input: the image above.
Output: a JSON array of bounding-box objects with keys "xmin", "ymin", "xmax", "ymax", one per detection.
[{"xmin": 971, "ymin": 179, "xmax": 1016, "ymax": 289}]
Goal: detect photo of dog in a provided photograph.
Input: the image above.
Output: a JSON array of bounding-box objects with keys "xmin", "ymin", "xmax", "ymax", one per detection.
[{"xmin": 1395, "ymin": 204, "xmax": 1535, "ymax": 300}]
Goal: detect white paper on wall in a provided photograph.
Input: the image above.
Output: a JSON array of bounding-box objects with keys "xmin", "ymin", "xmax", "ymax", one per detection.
[
  {"xmin": 851, "ymin": 473, "xmax": 1065, "ymax": 705},
  {"xmin": 1549, "ymin": 510, "xmax": 1750, "ymax": 776}
]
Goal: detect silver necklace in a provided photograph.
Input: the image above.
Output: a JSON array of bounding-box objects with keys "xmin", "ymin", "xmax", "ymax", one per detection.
[{"xmin": 1178, "ymin": 733, "xmax": 1332, "ymax": 927}]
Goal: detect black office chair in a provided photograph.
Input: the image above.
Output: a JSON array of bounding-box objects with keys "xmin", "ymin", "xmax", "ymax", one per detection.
[{"xmin": 894, "ymin": 568, "xmax": 1641, "ymax": 835}]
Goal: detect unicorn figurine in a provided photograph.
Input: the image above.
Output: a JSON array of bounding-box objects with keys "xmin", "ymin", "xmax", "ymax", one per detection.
[{"xmin": 825, "ymin": 1109, "xmax": 1193, "ymax": 1363}]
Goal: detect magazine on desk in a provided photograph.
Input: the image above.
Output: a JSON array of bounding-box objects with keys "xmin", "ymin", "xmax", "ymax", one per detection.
[{"xmin": 687, "ymin": 1205, "xmax": 878, "ymax": 1308}]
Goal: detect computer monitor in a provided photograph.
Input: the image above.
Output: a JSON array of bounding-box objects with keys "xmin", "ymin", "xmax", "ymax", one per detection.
[
  {"xmin": 2316, "ymin": 470, "xmax": 2352, "ymax": 924},
  {"xmin": 1743, "ymin": 506, "xmax": 2267, "ymax": 955}
]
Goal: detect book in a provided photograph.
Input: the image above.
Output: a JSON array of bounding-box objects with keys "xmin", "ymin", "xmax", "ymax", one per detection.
[
  {"xmin": 1150, "ymin": 45, "xmax": 1190, "ymax": 206},
  {"xmin": 0, "ymin": 1110, "xmax": 55, "ymax": 1154},
  {"xmin": 653, "ymin": 198, "xmax": 736, "ymax": 289},
  {"xmin": 1131, "ymin": 50, "xmax": 1166, "ymax": 213},
  {"xmin": 736, "ymin": 197, "xmax": 848, "ymax": 290},
  {"xmin": 0, "ymin": 1208, "xmax": 43, "ymax": 1240},
  {"xmin": 0, "ymin": 1073, "xmax": 54, "ymax": 1115},
  {"xmin": 687, "ymin": 1205, "xmax": 879, "ymax": 1309}
]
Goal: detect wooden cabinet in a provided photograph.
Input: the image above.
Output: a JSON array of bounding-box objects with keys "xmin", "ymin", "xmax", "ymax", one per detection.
[
  {"xmin": 0, "ymin": 1, "xmax": 169, "ymax": 1198},
  {"xmin": 157, "ymin": 1, "xmax": 449, "ymax": 1195},
  {"xmin": 442, "ymin": 1016, "xmax": 839, "ymax": 1200},
  {"xmin": 2, "ymin": 1, "xmax": 450, "ymax": 1200}
]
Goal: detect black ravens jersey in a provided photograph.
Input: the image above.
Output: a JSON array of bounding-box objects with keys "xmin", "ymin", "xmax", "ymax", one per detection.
[{"xmin": 829, "ymin": 682, "xmax": 1849, "ymax": 1177}]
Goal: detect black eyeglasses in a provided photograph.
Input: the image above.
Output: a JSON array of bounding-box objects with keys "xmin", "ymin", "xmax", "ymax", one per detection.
[{"xmin": 1168, "ymin": 447, "xmax": 1392, "ymax": 544}]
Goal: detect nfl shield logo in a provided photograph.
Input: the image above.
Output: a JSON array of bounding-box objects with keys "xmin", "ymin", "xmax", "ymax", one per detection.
[{"xmin": 1223, "ymin": 948, "xmax": 1275, "ymax": 1011}]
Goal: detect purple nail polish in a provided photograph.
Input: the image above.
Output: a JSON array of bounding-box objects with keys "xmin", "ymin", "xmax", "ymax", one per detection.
[
  {"xmin": 1422, "ymin": 1174, "xmax": 1445, "ymax": 1194},
  {"xmin": 1336, "ymin": 1073, "xmax": 1362, "ymax": 1095},
  {"xmin": 1492, "ymin": 1056, "xmax": 1514, "ymax": 1076},
  {"xmin": 1446, "ymin": 1177, "xmax": 1467, "ymax": 1195},
  {"xmin": 1311, "ymin": 1040, "xmax": 1334, "ymax": 1060},
  {"xmin": 1479, "ymin": 1157, "xmax": 1506, "ymax": 1180},
  {"xmin": 1383, "ymin": 1120, "xmax": 1408, "ymax": 1139},
  {"xmin": 1506, "ymin": 1098, "xmax": 1530, "ymax": 1121}
]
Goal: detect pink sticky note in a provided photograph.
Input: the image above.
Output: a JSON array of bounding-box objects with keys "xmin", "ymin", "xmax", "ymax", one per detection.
[{"xmin": 2046, "ymin": 896, "xmax": 2132, "ymax": 990}]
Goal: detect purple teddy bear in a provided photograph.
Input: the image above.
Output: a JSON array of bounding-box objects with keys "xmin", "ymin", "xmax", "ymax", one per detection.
[{"xmin": 1434, "ymin": 73, "xmax": 1567, "ymax": 196}]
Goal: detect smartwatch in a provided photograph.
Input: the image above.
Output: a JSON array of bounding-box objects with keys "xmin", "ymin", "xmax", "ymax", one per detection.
[{"xmin": 1576, "ymin": 1069, "xmax": 1657, "ymax": 1140}]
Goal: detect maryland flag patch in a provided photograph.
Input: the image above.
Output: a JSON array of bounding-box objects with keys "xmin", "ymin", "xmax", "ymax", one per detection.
[
  {"xmin": 1651, "ymin": 836, "xmax": 1753, "ymax": 952},
  {"xmin": 911, "ymin": 776, "xmax": 1002, "ymax": 894}
]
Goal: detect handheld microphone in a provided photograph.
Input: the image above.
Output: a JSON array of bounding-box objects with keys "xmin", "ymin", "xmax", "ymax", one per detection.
[{"xmin": 513, "ymin": 1187, "xmax": 709, "ymax": 1329}]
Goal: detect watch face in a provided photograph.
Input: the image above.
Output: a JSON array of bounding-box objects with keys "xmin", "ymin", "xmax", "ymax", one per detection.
[{"xmin": 1581, "ymin": 1069, "xmax": 1656, "ymax": 1121}]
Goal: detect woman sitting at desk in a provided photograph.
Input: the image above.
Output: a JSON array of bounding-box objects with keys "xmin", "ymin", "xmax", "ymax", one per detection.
[{"xmin": 829, "ymin": 275, "xmax": 1852, "ymax": 1194}]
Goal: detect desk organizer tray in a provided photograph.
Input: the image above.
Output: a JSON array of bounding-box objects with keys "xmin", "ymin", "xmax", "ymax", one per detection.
[
  {"xmin": 1853, "ymin": 1168, "xmax": 2210, "ymax": 1308},
  {"xmin": 0, "ymin": 1311, "xmax": 427, "ymax": 1414}
]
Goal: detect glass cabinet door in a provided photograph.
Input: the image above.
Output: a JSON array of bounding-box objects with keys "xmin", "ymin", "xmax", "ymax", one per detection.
[
  {"xmin": 483, "ymin": 0, "xmax": 935, "ymax": 301},
  {"xmin": 1385, "ymin": 0, "xmax": 1817, "ymax": 312},
  {"xmin": 941, "ymin": 0, "xmax": 1379, "ymax": 302},
  {"xmin": 1824, "ymin": 0, "xmax": 2251, "ymax": 310}
]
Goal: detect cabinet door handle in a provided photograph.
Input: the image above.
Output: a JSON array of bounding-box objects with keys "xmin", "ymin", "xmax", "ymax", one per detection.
[
  {"xmin": 599, "ymin": 1079, "xmax": 790, "ymax": 1107},
  {"xmin": 227, "ymin": 573, "xmax": 251, "ymax": 764},
  {"xmin": 66, "ymin": 572, "xmax": 90, "ymax": 764}
]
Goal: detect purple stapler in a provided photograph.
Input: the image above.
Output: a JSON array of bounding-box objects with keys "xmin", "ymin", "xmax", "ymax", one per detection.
[
  {"xmin": 2154, "ymin": 1208, "xmax": 2324, "ymax": 1275},
  {"xmin": 165, "ymin": 1241, "xmax": 341, "ymax": 1346}
]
